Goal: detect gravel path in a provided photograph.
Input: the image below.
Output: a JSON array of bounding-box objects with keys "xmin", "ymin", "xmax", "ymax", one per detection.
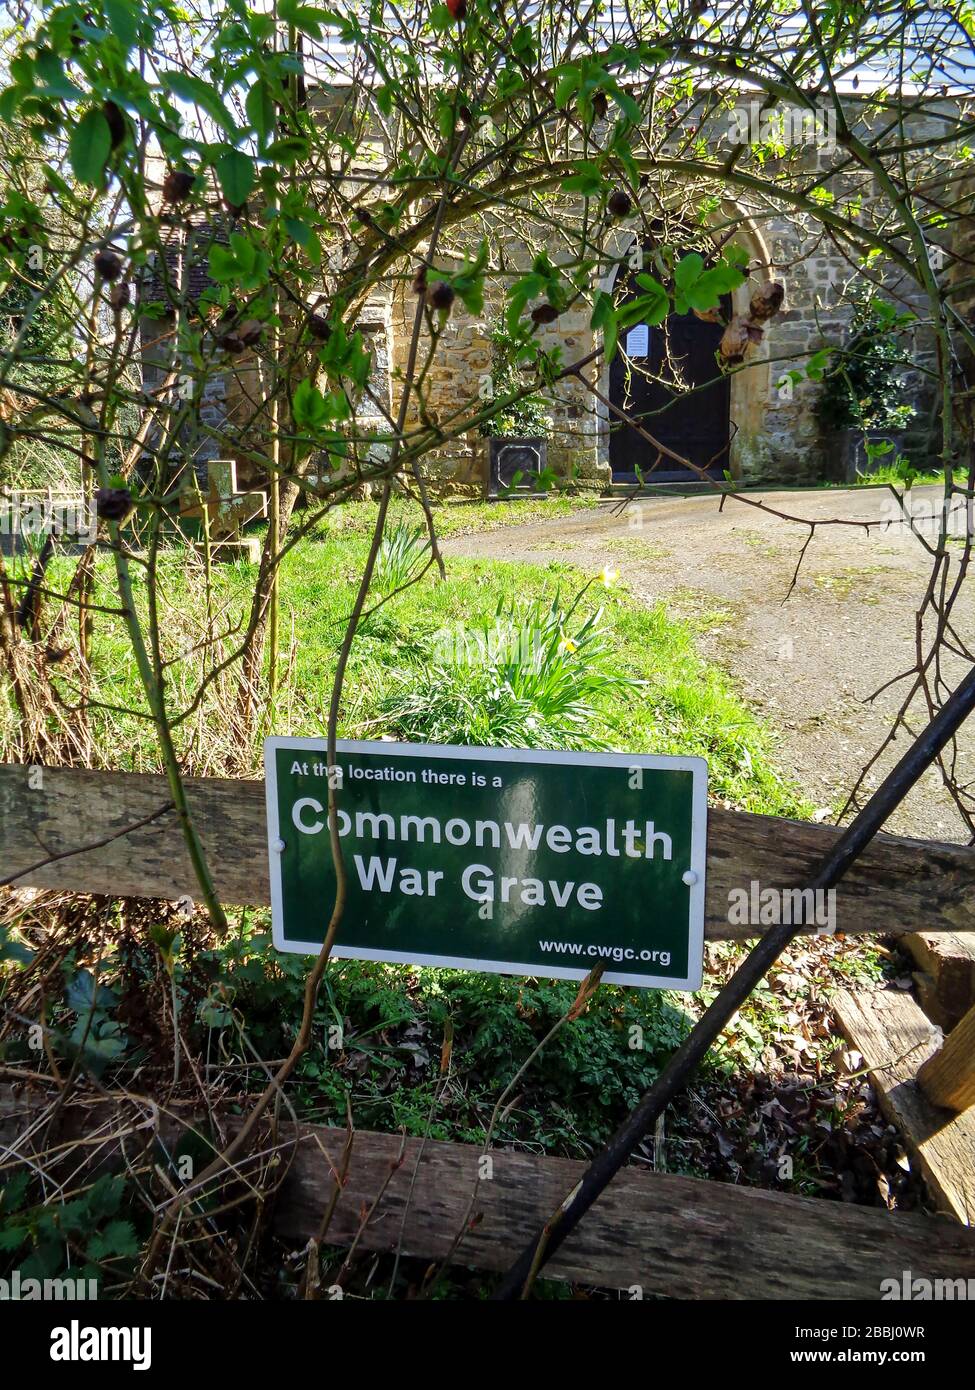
[{"xmin": 446, "ymin": 486, "xmax": 975, "ymax": 843}]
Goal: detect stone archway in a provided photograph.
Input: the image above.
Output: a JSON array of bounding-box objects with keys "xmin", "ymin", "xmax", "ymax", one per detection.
[{"xmin": 596, "ymin": 206, "xmax": 773, "ymax": 482}]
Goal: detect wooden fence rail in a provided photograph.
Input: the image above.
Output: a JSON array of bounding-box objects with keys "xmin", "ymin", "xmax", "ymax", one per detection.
[
  {"xmin": 2, "ymin": 1088, "xmax": 973, "ymax": 1298},
  {"xmin": 1, "ymin": 763, "xmax": 973, "ymax": 939}
]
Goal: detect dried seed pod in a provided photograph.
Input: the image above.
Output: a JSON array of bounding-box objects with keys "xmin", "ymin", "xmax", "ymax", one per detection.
[
  {"xmin": 607, "ymin": 189, "xmax": 632, "ymax": 218},
  {"xmin": 109, "ymin": 281, "xmax": 131, "ymax": 310},
  {"xmin": 95, "ymin": 486, "xmax": 132, "ymax": 521},
  {"xmin": 237, "ymin": 319, "xmax": 263, "ymax": 347},
  {"xmin": 162, "ymin": 169, "xmax": 195, "ymax": 204},
  {"xmin": 748, "ymin": 280, "xmax": 785, "ymax": 321},
  {"xmin": 459, "ymin": 105, "xmax": 474, "ymax": 125},
  {"xmin": 411, "ymin": 265, "xmax": 428, "ymax": 295},
  {"xmin": 93, "ymin": 250, "xmax": 122, "ymax": 281},
  {"xmin": 591, "ymin": 91, "xmax": 608, "ymax": 120},
  {"xmin": 308, "ymin": 313, "xmax": 331, "ymax": 340},
  {"xmin": 426, "ymin": 280, "xmax": 455, "ymax": 312},
  {"xmin": 718, "ymin": 315, "xmax": 751, "ymax": 364},
  {"xmin": 531, "ymin": 303, "xmax": 559, "ymax": 325},
  {"xmin": 103, "ymin": 100, "xmax": 126, "ymax": 148}
]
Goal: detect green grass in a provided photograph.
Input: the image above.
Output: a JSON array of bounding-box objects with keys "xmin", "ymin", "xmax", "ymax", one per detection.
[
  {"xmin": 835, "ymin": 468, "xmax": 947, "ymax": 488},
  {"xmin": 312, "ymin": 492, "xmax": 601, "ymax": 540},
  {"xmin": 11, "ymin": 527, "xmax": 805, "ymax": 818}
]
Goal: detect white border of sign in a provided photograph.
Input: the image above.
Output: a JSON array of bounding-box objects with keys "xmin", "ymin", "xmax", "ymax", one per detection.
[{"xmin": 264, "ymin": 738, "xmax": 708, "ymax": 990}]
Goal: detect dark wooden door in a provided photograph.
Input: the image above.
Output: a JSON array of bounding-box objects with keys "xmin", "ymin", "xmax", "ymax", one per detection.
[{"xmin": 609, "ymin": 290, "xmax": 732, "ymax": 483}]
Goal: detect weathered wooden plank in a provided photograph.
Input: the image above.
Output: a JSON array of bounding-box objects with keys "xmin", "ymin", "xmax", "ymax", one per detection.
[
  {"xmin": 274, "ymin": 1126, "xmax": 975, "ymax": 1298},
  {"xmin": 2, "ymin": 1087, "xmax": 973, "ymax": 1298},
  {"xmin": 1, "ymin": 762, "xmax": 973, "ymax": 940},
  {"xmin": 905, "ymin": 931, "xmax": 975, "ymax": 1029},
  {"xmin": 918, "ymin": 1001, "xmax": 975, "ymax": 1114},
  {"xmin": 833, "ymin": 988, "xmax": 975, "ymax": 1225}
]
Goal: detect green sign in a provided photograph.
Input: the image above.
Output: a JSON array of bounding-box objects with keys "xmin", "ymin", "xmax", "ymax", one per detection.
[{"xmin": 264, "ymin": 739, "xmax": 707, "ymax": 990}]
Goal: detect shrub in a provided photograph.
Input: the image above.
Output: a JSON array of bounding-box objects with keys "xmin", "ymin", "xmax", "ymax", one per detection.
[
  {"xmin": 815, "ymin": 290, "xmax": 916, "ymax": 434},
  {"xmin": 479, "ymin": 318, "xmax": 553, "ymax": 440},
  {"xmin": 379, "ymin": 587, "xmax": 640, "ymax": 748}
]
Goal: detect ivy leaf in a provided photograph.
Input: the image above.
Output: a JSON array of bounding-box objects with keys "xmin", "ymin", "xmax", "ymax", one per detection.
[
  {"xmin": 216, "ymin": 149, "xmax": 255, "ymax": 207},
  {"xmin": 66, "ymin": 968, "xmax": 116, "ymax": 1014},
  {"xmin": 69, "ymin": 110, "xmax": 112, "ymax": 187}
]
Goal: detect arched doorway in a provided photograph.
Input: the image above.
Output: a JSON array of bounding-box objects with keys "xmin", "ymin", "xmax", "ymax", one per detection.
[{"xmin": 608, "ymin": 246, "xmax": 733, "ymax": 484}]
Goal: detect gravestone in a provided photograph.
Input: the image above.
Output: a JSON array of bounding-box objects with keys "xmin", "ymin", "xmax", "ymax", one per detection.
[
  {"xmin": 0, "ymin": 489, "xmax": 96, "ymax": 558},
  {"xmin": 179, "ymin": 459, "xmax": 267, "ymax": 561}
]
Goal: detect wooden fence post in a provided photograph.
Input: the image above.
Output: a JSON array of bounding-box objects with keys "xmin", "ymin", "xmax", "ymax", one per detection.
[{"xmin": 917, "ymin": 1002, "xmax": 975, "ymax": 1114}]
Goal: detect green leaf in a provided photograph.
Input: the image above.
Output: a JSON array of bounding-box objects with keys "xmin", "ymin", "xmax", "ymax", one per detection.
[
  {"xmin": 684, "ymin": 264, "xmax": 743, "ymax": 312},
  {"xmin": 609, "ymin": 83, "xmax": 642, "ymax": 124},
  {"xmin": 560, "ymin": 160, "xmax": 603, "ymax": 196},
  {"xmin": 629, "ymin": 274, "xmax": 670, "ymax": 325},
  {"xmin": 216, "ymin": 149, "xmax": 255, "ymax": 207},
  {"xmin": 554, "ymin": 71, "xmax": 580, "ymax": 109},
  {"xmin": 161, "ymin": 71, "xmax": 238, "ymax": 137},
  {"xmin": 245, "ymin": 80, "xmax": 275, "ymax": 144},
  {"xmin": 208, "ymin": 233, "xmax": 268, "ymax": 291},
  {"xmin": 87, "ymin": 1219, "xmax": 140, "ymax": 1261},
  {"xmin": 69, "ymin": 110, "xmax": 112, "ymax": 187},
  {"xmin": 292, "ymin": 377, "xmax": 328, "ymax": 429},
  {"xmin": 0, "ymin": 1169, "xmax": 30, "ymax": 1214},
  {"xmin": 0, "ymin": 925, "xmax": 33, "ymax": 965},
  {"xmin": 590, "ymin": 291, "xmax": 618, "ymax": 361},
  {"xmin": 0, "ymin": 1223, "xmax": 29, "ymax": 1252},
  {"xmin": 673, "ymin": 252, "xmax": 705, "ymax": 293},
  {"xmin": 104, "ymin": 0, "xmax": 138, "ymax": 50},
  {"xmin": 85, "ymin": 1175, "xmax": 125, "ymax": 1221},
  {"xmin": 278, "ymin": 0, "xmax": 325, "ymax": 37},
  {"xmin": 67, "ymin": 968, "xmax": 116, "ymax": 1014},
  {"xmin": 34, "ymin": 49, "xmax": 83, "ymax": 101}
]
